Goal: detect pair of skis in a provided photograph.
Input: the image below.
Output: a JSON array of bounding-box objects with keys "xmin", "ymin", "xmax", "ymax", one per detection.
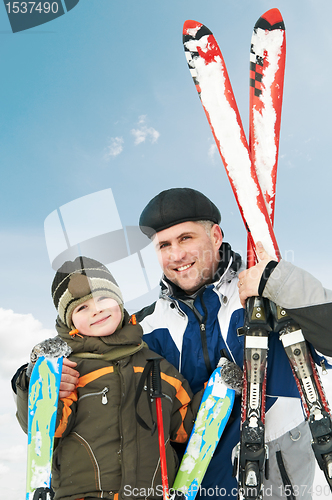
[{"xmin": 183, "ymin": 8, "xmax": 332, "ymax": 499}]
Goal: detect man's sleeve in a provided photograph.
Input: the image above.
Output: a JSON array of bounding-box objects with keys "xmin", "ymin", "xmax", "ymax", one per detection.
[{"xmin": 263, "ymin": 260, "xmax": 332, "ymax": 357}]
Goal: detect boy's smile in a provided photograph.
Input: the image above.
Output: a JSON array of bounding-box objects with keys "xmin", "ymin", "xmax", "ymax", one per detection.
[{"xmin": 72, "ymin": 296, "xmax": 122, "ymax": 337}]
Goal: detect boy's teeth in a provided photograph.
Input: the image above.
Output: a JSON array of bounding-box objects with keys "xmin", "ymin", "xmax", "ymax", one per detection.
[{"xmin": 177, "ymin": 264, "xmax": 192, "ymax": 271}]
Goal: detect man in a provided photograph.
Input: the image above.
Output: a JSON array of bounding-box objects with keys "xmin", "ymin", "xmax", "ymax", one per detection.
[
  {"xmin": 11, "ymin": 188, "xmax": 324, "ymax": 498},
  {"xmin": 135, "ymin": 188, "xmax": 320, "ymax": 499},
  {"xmin": 239, "ymin": 241, "xmax": 332, "ymax": 358}
]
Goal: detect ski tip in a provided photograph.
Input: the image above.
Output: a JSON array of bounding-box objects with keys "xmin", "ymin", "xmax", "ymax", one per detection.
[
  {"xmin": 183, "ymin": 20, "xmax": 212, "ymax": 39},
  {"xmin": 255, "ymin": 8, "xmax": 285, "ymax": 31}
]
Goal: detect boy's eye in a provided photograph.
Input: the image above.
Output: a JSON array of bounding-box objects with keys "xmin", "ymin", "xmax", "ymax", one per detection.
[{"xmin": 77, "ymin": 304, "xmax": 86, "ymax": 312}]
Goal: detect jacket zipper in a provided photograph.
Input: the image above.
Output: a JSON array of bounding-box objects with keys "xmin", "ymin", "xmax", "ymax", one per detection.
[
  {"xmin": 79, "ymin": 387, "xmax": 109, "ymax": 405},
  {"xmin": 116, "ymin": 362, "xmax": 124, "ymax": 468},
  {"xmin": 73, "ymin": 432, "xmax": 103, "ymax": 496}
]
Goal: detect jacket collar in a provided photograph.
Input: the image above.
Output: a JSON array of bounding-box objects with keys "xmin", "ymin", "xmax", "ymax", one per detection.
[{"xmin": 56, "ymin": 310, "xmax": 143, "ymax": 356}]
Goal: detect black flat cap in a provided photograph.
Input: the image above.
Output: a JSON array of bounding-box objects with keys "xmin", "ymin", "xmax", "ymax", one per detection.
[{"xmin": 139, "ymin": 188, "xmax": 221, "ymax": 238}]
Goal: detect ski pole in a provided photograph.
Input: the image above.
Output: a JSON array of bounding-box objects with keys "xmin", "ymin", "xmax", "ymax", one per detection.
[{"xmin": 149, "ymin": 357, "xmax": 170, "ymax": 500}]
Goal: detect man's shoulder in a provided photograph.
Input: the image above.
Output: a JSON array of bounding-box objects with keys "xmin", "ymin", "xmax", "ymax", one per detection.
[
  {"xmin": 136, "ymin": 297, "xmax": 187, "ymax": 338},
  {"xmin": 135, "ymin": 301, "xmax": 158, "ymax": 323}
]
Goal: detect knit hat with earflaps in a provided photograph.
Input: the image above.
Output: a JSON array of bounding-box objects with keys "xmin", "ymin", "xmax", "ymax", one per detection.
[
  {"xmin": 52, "ymin": 256, "xmax": 124, "ymax": 330},
  {"xmin": 139, "ymin": 187, "xmax": 222, "ymax": 239}
]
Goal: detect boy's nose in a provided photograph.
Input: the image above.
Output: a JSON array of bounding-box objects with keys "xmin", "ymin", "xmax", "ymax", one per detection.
[{"xmin": 91, "ymin": 300, "xmax": 103, "ymax": 313}]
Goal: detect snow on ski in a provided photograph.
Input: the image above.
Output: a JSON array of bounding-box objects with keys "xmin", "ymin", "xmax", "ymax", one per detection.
[
  {"xmin": 183, "ymin": 20, "xmax": 280, "ymax": 262},
  {"xmin": 249, "ymin": 8, "xmax": 286, "ymax": 225}
]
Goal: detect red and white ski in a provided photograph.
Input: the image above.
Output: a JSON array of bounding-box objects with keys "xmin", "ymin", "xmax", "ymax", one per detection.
[
  {"xmin": 183, "ymin": 20, "xmax": 280, "ymax": 263},
  {"xmin": 249, "ymin": 8, "xmax": 285, "ymax": 226},
  {"xmin": 183, "ymin": 12, "xmax": 332, "ymax": 499},
  {"xmin": 247, "ymin": 8, "xmax": 286, "ymax": 266}
]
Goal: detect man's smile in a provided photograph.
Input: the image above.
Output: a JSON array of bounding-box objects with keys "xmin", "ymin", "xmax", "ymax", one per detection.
[{"xmin": 174, "ymin": 263, "xmax": 195, "ymax": 272}]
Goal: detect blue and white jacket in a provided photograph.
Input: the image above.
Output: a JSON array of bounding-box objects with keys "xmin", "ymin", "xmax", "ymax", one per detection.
[{"xmin": 137, "ymin": 243, "xmax": 325, "ymax": 496}]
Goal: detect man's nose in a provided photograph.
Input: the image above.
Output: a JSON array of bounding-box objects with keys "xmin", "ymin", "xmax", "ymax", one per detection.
[{"xmin": 168, "ymin": 245, "xmax": 186, "ymax": 262}]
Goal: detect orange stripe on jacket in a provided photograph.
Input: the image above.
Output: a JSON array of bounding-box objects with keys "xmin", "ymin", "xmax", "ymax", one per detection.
[
  {"xmin": 77, "ymin": 366, "xmax": 114, "ymax": 388},
  {"xmin": 55, "ymin": 390, "xmax": 78, "ymax": 438}
]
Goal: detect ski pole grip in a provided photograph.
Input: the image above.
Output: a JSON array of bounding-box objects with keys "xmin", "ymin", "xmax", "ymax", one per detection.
[{"xmin": 148, "ymin": 357, "xmax": 163, "ymax": 398}]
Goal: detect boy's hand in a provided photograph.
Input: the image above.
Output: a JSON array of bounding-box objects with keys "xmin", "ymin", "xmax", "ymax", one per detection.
[{"xmin": 60, "ymin": 358, "xmax": 79, "ymax": 398}]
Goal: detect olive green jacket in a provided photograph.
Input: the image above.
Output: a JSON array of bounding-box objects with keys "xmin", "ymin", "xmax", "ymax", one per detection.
[{"xmin": 15, "ymin": 312, "xmax": 203, "ymax": 500}]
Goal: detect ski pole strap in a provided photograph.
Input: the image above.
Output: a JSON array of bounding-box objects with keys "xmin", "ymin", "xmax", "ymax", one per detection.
[
  {"xmin": 257, "ymin": 260, "xmax": 278, "ymax": 296},
  {"xmin": 33, "ymin": 487, "xmax": 55, "ymax": 500},
  {"xmin": 276, "ymin": 450, "xmax": 296, "ymax": 500},
  {"xmin": 135, "ymin": 357, "xmax": 164, "ymax": 435}
]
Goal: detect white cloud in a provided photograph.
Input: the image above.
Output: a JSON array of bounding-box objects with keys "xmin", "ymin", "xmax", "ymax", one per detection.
[
  {"xmin": 138, "ymin": 115, "xmax": 147, "ymax": 124},
  {"xmin": 0, "ymin": 308, "xmax": 55, "ymax": 499},
  {"xmin": 131, "ymin": 116, "xmax": 160, "ymax": 145},
  {"xmin": 208, "ymin": 143, "xmax": 218, "ymax": 162},
  {"xmin": 104, "ymin": 137, "xmax": 124, "ymax": 159},
  {"xmin": 0, "ymin": 444, "xmax": 25, "ymax": 462},
  {"xmin": 0, "ymin": 308, "xmax": 54, "ymax": 380}
]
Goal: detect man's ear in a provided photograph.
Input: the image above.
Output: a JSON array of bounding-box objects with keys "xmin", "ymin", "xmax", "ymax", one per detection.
[{"xmin": 211, "ymin": 224, "xmax": 223, "ymax": 249}]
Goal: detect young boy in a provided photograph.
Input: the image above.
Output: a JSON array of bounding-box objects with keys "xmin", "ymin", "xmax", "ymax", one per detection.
[{"xmin": 14, "ymin": 256, "xmax": 203, "ymax": 500}]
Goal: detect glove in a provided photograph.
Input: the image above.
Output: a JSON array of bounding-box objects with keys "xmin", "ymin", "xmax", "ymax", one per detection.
[
  {"xmin": 217, "ymin": 357, "xmax": 243, "ymax": 396},
  {"xmin": 26, "ymin": 337, "xmax": 72, "ymax": 378}
]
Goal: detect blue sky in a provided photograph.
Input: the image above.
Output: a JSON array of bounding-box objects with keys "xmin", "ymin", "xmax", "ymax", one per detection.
[{"xmin": 1, "ymin": 0, "xmax": 332, "ymax": 497}]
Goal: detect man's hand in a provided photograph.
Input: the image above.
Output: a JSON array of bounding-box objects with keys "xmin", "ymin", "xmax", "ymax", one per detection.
[
  {"xmin": 60, "ymin": 358, "xmax": 79, "ymax": 399},
  {"xmin": 238, "ymin": 242, "xmax": 277, "ymax": 307}
]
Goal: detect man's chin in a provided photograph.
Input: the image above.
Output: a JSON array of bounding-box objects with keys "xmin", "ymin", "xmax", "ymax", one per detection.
[{"xmin": 170, "ymin": 277, "xmax": 202, "ymax": 295}]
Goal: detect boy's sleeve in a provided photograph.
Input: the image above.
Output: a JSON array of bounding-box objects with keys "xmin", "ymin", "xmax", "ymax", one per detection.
[
  {"xmin": 12, "ymin": 362, "xmax": 78, "ymax": 438},
  {"xmin": 54, "ymin": 391, "xmax": 78, "ymax": 438},
  {"xmin": 162, "ymin": 364, "xmax": 204, "ymax": 444},
  {"xmin": 12, "ymin": 364, "xmax": 30, "ymax": 434},
  {"xmin": 171, "ymin": 379, "xmax": 204, "ymax": 444}
]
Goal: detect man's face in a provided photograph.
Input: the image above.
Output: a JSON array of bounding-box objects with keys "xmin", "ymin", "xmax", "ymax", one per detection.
[{"xmin": 153, "ymin": 221, "xmax": 223, "ymax": 294}]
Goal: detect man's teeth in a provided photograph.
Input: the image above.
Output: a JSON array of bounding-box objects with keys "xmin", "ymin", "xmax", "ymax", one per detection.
[{"xmin": 177, "ymin": 264, "xmax": 192, "ymax": 272}]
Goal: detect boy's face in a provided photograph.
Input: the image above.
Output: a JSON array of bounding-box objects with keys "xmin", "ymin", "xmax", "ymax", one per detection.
[{"xmin": 72, "ymin": 296, "xmax": 122, "ymax": 337}]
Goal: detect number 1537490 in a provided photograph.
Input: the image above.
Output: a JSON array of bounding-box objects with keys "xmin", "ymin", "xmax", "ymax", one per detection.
[{"xmin": 5, "ymin": 2, "xmax": 59, "ymax": 14}]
